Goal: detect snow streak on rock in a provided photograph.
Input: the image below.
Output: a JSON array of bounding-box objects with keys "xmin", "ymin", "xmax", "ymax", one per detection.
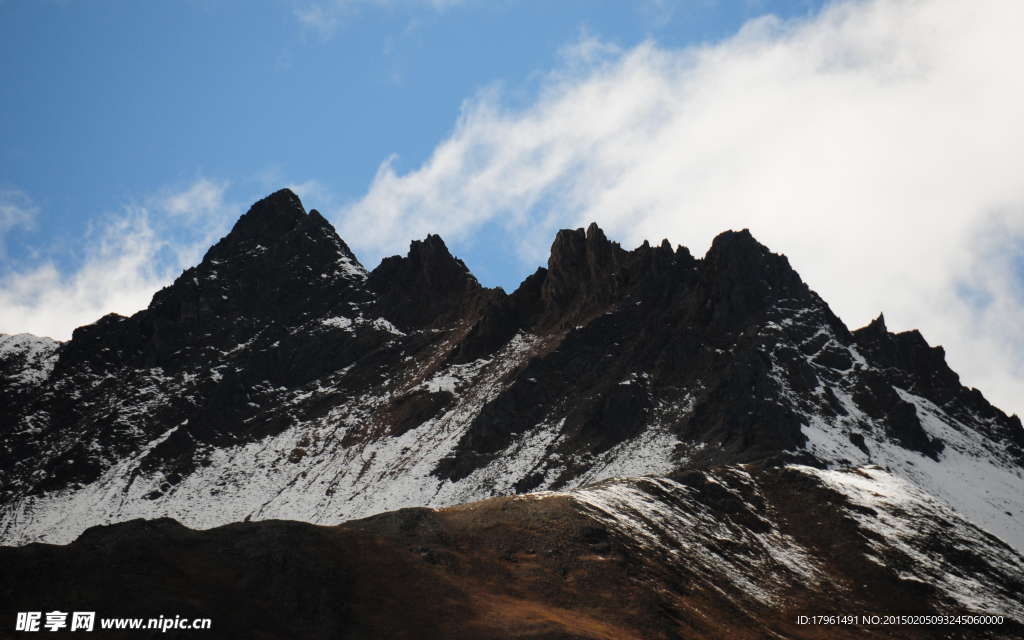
[
  {"xmin": 803, "ymin": 465, "xmax": 1024, "ymax": 618},
  {"xmin": 536, "ymin": 465, "xmax": 1024, "ymax": 619},
  {"xmin": 570, "ymin": 469, "xmax": 825, "ymax": 608}
]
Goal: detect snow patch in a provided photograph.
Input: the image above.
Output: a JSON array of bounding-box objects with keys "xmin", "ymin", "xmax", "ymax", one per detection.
[{"xmin": 0, "ymin": 334, "xmax": 61, "ymax": 388}]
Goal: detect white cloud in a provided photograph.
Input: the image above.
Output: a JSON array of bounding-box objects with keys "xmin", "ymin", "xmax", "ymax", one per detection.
[
  {"xmin": 0, "ymin": 189, "xmax": 38, "ymax": 253},
  {"xmin": 331, "ymin": 0, "xmax": 1024, "ymax": 416},
  {"xmin": 158, "ymin": 178, "xmax": 232, "ymax": 220},
  {"xmin": 0, "ymin": 179, "xmax": 240, "ymax": 342}
]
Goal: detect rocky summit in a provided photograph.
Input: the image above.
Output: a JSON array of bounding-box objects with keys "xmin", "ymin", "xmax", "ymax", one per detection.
[{"xmin": 2, "ymin": 189, "xmax": 1023, "ymax": 638}]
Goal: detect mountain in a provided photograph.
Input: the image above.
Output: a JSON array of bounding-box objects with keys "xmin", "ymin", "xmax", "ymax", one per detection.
[
  {"xmin": 3, "ymin": 188, "xmax": 1022, "ymax": 548},
  {"xmin": 1, "ymin": 188, "xmax": 1023, "ymax": 636}
]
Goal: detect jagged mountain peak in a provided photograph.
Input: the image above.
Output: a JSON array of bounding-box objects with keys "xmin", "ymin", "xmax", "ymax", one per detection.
[
  {"xmin": 700, "ymin": 229, "xmax": 807, "ymax": 321},
  {"xmin": 543, "ymin": 223, "xmax": 624, "ymax": 303},
  {"xmin": 533, "ymin": 222, "xmax": 688, "ymax": 331},
  {"xmin": 198, "ymin": 190, "xmax": 362, "ymax": 276},
  {"xmin": 701, "ymin": 227, "xmax": 799, "ymax": 282},
  {"xmin": 48, "ymin": 191, "xmax": 371, "ymax": 395},
  {"xmin": 219, "ymin": 188, "xmax": 305, "ymax": 245},
  {"xmin": 146, "ymin": 192, "xmax": 366, "ymax": 329},
  {"xmin": 367, "ymin": 232, "xmax": 486, "ymax": 330},
  {"xmin": 374, "ymin": 233, "xmax": 477, "ymax": 292},
  {"xmin": 546, "ymin": 221, "xmax": 628, "ymax": 274},
  {"xmin": 866, "ymin": 311, "xmax": 887, "ymax": 333}
]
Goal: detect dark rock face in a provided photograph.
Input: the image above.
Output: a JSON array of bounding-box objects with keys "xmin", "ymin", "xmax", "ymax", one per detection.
[
  {"xmin": 367, "ymin": 233, "xmax": 492, "ymax": 330},
  {"xmin": 383, "ymin": 389, "xmax": 455, "ymax": 438},
  {"xmin": 1, "ymin": 189, "xmax": 1022, "ymax": 554},
  {"xmin": 436, "ymin": 228, "xmax": 816, "ymax": 479}
]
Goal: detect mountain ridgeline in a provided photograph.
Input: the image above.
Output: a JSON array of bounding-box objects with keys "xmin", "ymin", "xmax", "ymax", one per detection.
[{"xmin": 1, "ymin": 189, "xmax": 1022, "ymax": 551}]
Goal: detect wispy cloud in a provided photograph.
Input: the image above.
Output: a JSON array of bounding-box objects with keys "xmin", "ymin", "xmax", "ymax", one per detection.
[
  {"xmin": 295, "ymin": 3, "xmax": 338, "ymax": 40},
  {"xmin": 0, "ymin": 179, "xmax": 240, "ymax": 342},
  {"xmin": 0, "ymin": 189, "xmax": 38, "ymax": 255},
  {"xmin": 285, "ymin": 179, "xmax": 336, "ymax": 208},
  {"xmin": 292, "ymin": 0, "xmax": 467, "ymax": 39},
  {"xmin": 329, "ymin": 0, "xmax": 1024, "ymax": 415}
]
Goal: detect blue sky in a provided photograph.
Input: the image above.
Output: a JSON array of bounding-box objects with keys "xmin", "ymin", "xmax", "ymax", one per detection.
[
  {"xmin": 1, "ymin": 0, "xmax": 822, "ymax": 284},
  {"xmin": 2, "ymin": 0, "xmax": 1024, "ymax": 417}
]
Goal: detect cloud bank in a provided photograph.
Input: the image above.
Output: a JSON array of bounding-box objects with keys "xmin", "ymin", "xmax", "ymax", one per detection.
[
  {"xmin": 0, "ymin": 179, "xmax": 239, "ymax": 343},
  {"xmin": 331, "ymin": 0, "xmax": 1024, "ymax": 415}
]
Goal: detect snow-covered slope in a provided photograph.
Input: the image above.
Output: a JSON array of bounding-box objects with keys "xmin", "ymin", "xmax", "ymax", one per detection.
[
  {"xmin": 799, "ymin": 385, "xmax": 1024, "ymax": 555},
  {"xmin": 566, "ymin": 465, "xmax": 1024, "ymax": 619}
]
